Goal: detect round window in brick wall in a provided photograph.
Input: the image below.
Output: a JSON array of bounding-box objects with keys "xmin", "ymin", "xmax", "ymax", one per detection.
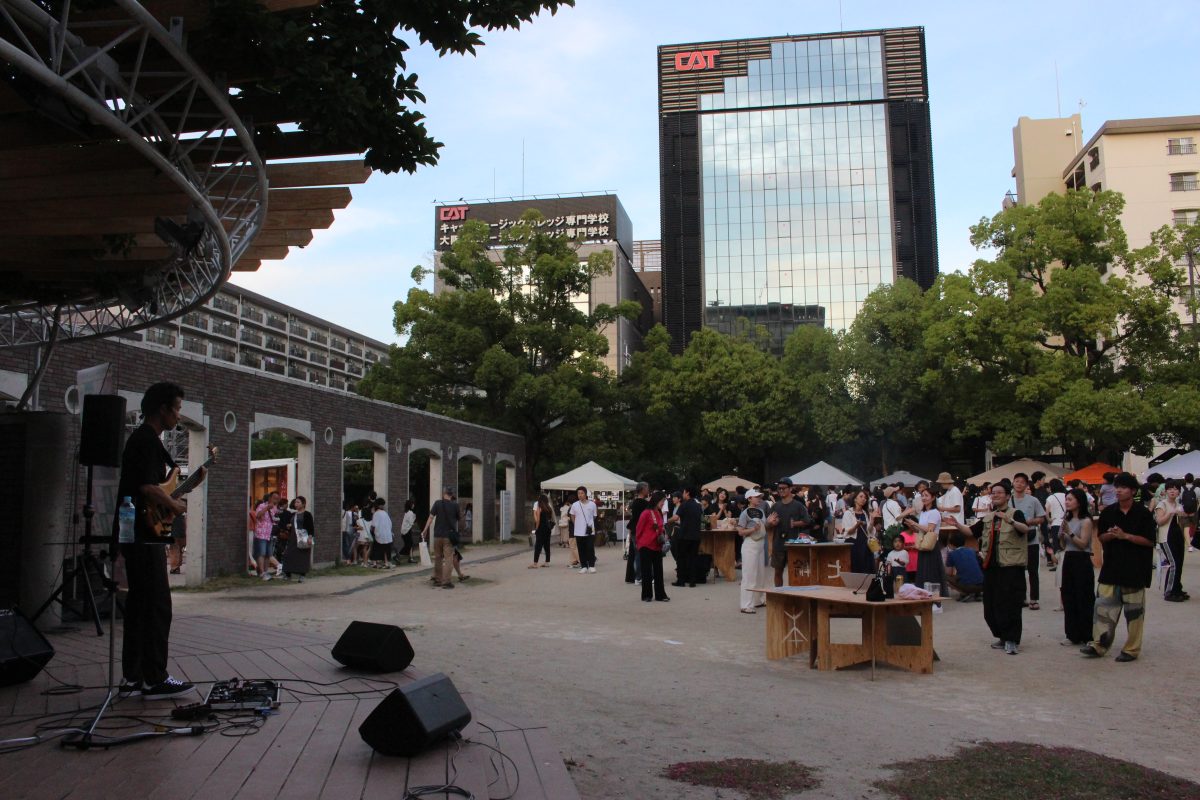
[{"xmin": 223, "ymin": 411, "xmax": 237, "ymax": 433}]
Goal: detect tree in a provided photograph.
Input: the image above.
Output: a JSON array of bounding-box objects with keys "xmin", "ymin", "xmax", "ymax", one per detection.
[
  {"xmin": 250, "ymin": 430, "xmax": 298, "ymax": 460},
  {"xmin": 925, "ymin": 189, "xmax": 1193, "ymax": 466},
  {"xmin": 358, "ymin": 211, "xmax": 639, "ymax": 488},
  {"xmin": 193, "ymin": 0, "xmax": 574, "ymax": 173}
]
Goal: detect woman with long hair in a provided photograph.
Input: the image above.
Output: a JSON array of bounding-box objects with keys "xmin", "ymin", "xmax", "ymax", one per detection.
[
  {"xmin": 636, "ymin": 490, "xmax": 669, "ymax": 602},
  {"xmin": 531, "ymin": 494, "xmax": 555, "ymax": 568},
  {"xmin": 910, "ymin": 486, "xmax": 948, "ymax": 596},
  {"xmin": 398, "ymin": 499, "xmax": 418, "ymax": 564},
  {"xmin": 840, "ymin": 489, "xmax": 875, "ymax": 574},
  {"xmin": 1059, "ymin": 488, "xmax": 1096, "ymax": 645}
]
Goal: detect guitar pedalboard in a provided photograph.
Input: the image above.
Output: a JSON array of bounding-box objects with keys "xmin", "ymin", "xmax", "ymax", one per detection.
[{"xmin": 203, "ymin": 678, "xmax": 280, "ymax": 711}]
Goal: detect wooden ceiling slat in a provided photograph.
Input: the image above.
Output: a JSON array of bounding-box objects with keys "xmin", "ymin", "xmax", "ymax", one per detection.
[
  {"xmin": 0, "ymin": 187, "xmax": 351, "ymax": 221},
  {"xmin": 0, "ymin": 208, "xmax": 335, "ymax": 237},
  {"xmin": 231, "ymin": 259, "xmax": 263, "ymax": 272}
]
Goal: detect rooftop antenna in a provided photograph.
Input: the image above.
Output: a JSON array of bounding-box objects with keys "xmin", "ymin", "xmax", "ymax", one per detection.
[
  {"xmin": 1055, "ymin": 60, "xmax": 1061, "ymax": 117},
  {"xmin": 521, "ymin": 139, "xmax": 526, "ymax": 198},
  {"xmin": 838, "ymin": 0, "xmax": 843, "ymax": 31}
]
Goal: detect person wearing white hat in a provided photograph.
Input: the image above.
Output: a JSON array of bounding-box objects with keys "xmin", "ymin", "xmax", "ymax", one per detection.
[
  {"xmin": 736, "ymin": 489, "xmax": 769, "ymax": 613},
  {"xmin": 935, "ymin": 472, "xmax": 964, "ymax": 526}
]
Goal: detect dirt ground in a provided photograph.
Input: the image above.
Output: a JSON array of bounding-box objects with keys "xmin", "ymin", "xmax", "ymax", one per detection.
[{"xmin": 174, "ymin": 542, "xmax": 1200, "ymax": 799}]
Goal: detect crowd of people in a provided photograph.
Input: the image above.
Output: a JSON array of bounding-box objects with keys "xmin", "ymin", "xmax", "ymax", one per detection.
[{"xmin": 579, "ymin": 467, "xmax": 1194, "ymax": 663}]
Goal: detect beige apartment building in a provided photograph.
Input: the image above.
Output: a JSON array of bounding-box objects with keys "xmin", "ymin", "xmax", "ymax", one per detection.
[{"xmin": 1011, "ymin": 114, "xmax": 1200, "ymax": 327}]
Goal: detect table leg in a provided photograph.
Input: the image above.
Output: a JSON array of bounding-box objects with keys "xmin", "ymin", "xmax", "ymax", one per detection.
[{"xmin": 870, "ymin": 608, "xmax": 876, "ymax": 681}]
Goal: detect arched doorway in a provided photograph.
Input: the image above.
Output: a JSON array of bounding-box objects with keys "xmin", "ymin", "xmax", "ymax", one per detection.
[
  {"xmin": 343, "ymin": 428, "xmax": 388, "ymax": 509},
  {"xmin": 408, "ymin": 439, "xmax": 443, "ymax": 533},
  {"xmin": 457, "ymin": 449, "xmax": 484, "ymax": 542},
  {"xmin": 249, "ymin": 413, "xmax": 315, "ymax": 573},
  {"xmin": 495, "ymin": 454, "xmax": 518, "ymax": 541}
]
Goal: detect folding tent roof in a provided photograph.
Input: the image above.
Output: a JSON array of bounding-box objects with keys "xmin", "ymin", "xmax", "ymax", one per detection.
[
  {"xmin": 967, "ymin": 458, "xmax": 1063, "ymax": 485},
  {"xmin": 1142, "ymin": 451, "xmax": 1200, "ymax": 480},
  {"xmin": 869, "ymin": 470, "xmax": 930, "ymax": 489},
  {"xmin": 788, "ymin": 461, "xmax": 863, "ymax": 487},
  {"xmin": 540, "ymin": 461, "xmax": 637, "ymax": 493},
  {"xmin": 702, "ymin": 475, "xmax": 758, "ymax": 492},
  {"xmin": 1061, "ymin": 462, "xmax": 1121, "ymax": 485}
]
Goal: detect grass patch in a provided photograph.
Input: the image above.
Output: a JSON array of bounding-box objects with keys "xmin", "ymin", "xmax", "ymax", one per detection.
[
  {"xmin": 173, "ymin": 563, "xmax": 382, "ymax": 592},
  {"xmin": 664, "ymin": 758, "xmax": 819, "ymax": 799},
  {"xmin": 874, "ymin": 742, "xmax": 1200, "ymax": 800}
]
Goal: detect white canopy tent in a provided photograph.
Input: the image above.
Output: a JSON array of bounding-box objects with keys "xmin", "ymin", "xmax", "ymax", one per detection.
[
  {"xmin": 789, "ymin": 461, "xmax": 863, "ymax": 487},
  {"xmin": 541, "ymin": 461, "xmax": 638, "ymax": 543},
  {"xmin": 967, "ymin": 458, "xmax": 1062, "ymax": 485},
  {"xmin": 1143, "ymin": 450, "xmax": 1200, "ymax": 480},
  {"xmin": 869, "ymin": 470, "xmax": 929, "ymax": 489}
]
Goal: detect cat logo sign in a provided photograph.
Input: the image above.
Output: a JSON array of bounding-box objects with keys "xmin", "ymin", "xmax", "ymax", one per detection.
[
  {"xmin": 439, "ymin": 206, "xmax": 468, "ymax": 221},
  {"xmin": 674, "ymin": 49, "xmax": 719, "ymax": 71}
]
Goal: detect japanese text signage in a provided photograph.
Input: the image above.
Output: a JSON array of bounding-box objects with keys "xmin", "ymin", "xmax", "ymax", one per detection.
[{"xmin": 433, "ymin": 198, "xmax": 618, "ymax": 251}]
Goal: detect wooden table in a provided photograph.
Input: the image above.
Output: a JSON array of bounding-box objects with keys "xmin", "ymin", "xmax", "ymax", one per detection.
[
  {"xmin": 753, "ymin": 586, "xmax": 938, "ymax": 679},
  {"xmin": 784, "ymin": 541, "xmax": 852, "ymax": 586},
  {"xmin": 699, "ymin": 525, "xmax": 739, "ymax": 582}
]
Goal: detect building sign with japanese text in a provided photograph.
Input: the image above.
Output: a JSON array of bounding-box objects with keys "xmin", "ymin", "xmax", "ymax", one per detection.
[{"xmin": 433, "ymin": 196, "xmax": 625, "ymax": 253}]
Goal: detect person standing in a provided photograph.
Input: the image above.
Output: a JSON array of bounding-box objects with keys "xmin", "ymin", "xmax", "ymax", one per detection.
[
  {"xmin": 340, "ymin": 500, "xmax": 358, "ymax": 566},
  {"xmin": 668, "ymin": 487, "xmax": 703, "ymax": 586},
  {"xmin": 881, "ymin": 486, "xmax": 903, "ymax": 531},
  {"xmin": 116, "ymin": 381, "xmax": 206, "ymax": 699},
  {"xmin": 1082, "ymin": 472, "xmax": 1157, "ymax": 661},
  {"xmin": 569, "ymin": 486, "xmax": 599, "ymax": 573},
  {"xmin": 1010, "ymin": 473, "xmax": 1047, "ymax": 610},
  {"xmin": 421, "ymin": 488, "xmax": 461, "ymax": 588},
  {"xmin": 253, "ymin": 490, "xmax": 280, "ymax": 580},
  {"xmin": 766, "ymin": 478, "xmax": 811, "ymax": 587},
  {"xmin": 531, "ymin": 494, "xmax": 555, "ymax": 568},
  {"xmin": 910, "ymin": 486, "xmax": 947, "ymax": 596},
  {"xmin": 1044, "ymin": 479, "xmax": 1068, "ymax": 570},
  {"xmin": 840, "ymin": 489, "xmax": 875, "ymax": 575},
  {"xmin": 371, "ymin": 498, "xmax": 394, "ymax": 570},
  {"xmin": 1152, "ymin": 481, "xmax": 1189, "ymax": 602},
  {"xmin": 625, "ymin": 482, "xmax": 650, "ymax": 583},
  {"xmin": 282, "ymin": 496, "xmax": 315, "ymax": 582},
  {"xmin": 398, "ymin": 499, "xmax": 418, "ymax": 564},
  {"xmin": 636, "ymin": 491, "xmax": 669, "ymax": 602},
  {"xmin": 1058, "ymin": 489, "xmax": 1095, "ymax": 645},
  {"xmin": 736, "ymin": 489, "xmax": 769, "ymax": 613},
  {"xmin": 935, "ymin": 473, "xmax": 964, "ymax": 525},
  {"xmin": 947, "ymin": 482, "xmax": 1030, "ymax": 655}
]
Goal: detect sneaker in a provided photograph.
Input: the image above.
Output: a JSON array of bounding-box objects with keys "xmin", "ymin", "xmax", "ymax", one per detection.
[
  {"xmin": 579, "ymin": 568, "xmax": 589, "ymax": 574},
  {"xmin": 297, "ymin": 575, "xmax": 305, "ymax": 583},
  {"xmin": 118, "ymin": 679, "xmax": 142, "ymax": 698},
  {"xmin": 1004, "ymin": 641, "xmax": 1018, "ymax": 655},
  {"xmin": 1114, "ymin": 652, "xmax": 1137, "ymax": 663},
  {"xmin": 634, "ymin": 579, "xmax": 641, "ymax": 585},
  {"xmin": 990, "ymin": 640, "xmax": 1006, "ymax": 650},
  {"xmin": 588, "ymin": 567, "xmax": 596, "ymax": 573},
  {"xmin": 142, "ymin": 676, "xmax": 195, "ymax": 700},
  {"xmin": 1080, "ymin": 645, "xmax": 1102, "ymax": 658},
  {"xmin": 261, "ymin": 572, "xmax": 273, "ymax": 581}
]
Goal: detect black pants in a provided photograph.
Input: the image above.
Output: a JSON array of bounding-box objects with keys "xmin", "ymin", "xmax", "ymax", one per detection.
[
  {"xmin": 1060, "ymin": 551, "xmax": 1095, "ymax": 643},
  {"xmin": 1163, "ymin": 528, "xmax": 1186, "ymax": 597},
  {"xmin": 984, "ymin": 564, "xmax": 1025, "ymax": 645},
  {"xmin": 120, "ymin": 543, "xmax": 173, "ymax": 685},
  {"xmin": 533, "ymin": 528, "xmax": 551, "ymax": 563},
  {"xmin": 673, "ymin": 537, "xmax": 700, "ymax": 585},
  {"xmin": 576, "ymin": 535, "xmax": 596, "ymax": 568},
  {"xmin": 639, "ymin": 547, "xmax": 667, "ymax": 600},
  {"xmin": 1025, "ymin": 543, "xmax": 1040, "ymax": 603}
]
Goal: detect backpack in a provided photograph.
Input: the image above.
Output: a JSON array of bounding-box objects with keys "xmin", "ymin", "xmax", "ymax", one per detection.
[{"xmin": 1182, "ymin": 488, "xmax": 1199, "ymax": 515}]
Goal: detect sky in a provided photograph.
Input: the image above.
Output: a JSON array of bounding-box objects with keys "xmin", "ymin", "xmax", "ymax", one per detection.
[{"xmin": 229, "ymin": 0, "xmax": 1196, "ymax": 345}]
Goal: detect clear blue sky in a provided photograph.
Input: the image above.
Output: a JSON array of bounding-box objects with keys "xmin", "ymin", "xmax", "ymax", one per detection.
[{"xmin": 230, "ymin": 0, "xmax": 1193, "ymax": 345}]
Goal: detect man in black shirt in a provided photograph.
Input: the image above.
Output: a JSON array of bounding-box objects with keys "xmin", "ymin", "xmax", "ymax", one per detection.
[
  {"xmin": 625, "ymin": 482, "xmax": 650, "ymax": 584},
  {"xmin": 1082, "ymin": 472, "xmax": 1156, "ymax": 662},
  {"xmin": 115, "ymin": 382, "xmax": 205, "ymax": 699},
  {"xmin": 669, "ymin": 487, "xmax": 703, "ymax": 587},
  {"xmin": 766, "ymin": 477, "xmax": 811, "ymax": 587}
]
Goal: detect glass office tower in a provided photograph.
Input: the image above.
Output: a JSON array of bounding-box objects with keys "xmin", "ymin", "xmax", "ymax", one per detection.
[{"xmin": 659, "ymin": 28, "xmax": 937, "ymax": 352}]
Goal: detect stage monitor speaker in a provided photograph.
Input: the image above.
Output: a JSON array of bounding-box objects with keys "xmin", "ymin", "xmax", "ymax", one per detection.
[
  {"xmin": 331, "ymin": 621, "xmax": 414, "ymax": 673},
  {"xmin": 79, "ymin": 394, "xmax": 127, "ymax": 468},
  {"xmin": 359, "ymin": 672, "xmax": 472, "ymax": 757},
  {"xmin": 0, "ymin": 608, "xmax": 55, "ymax": 687}
]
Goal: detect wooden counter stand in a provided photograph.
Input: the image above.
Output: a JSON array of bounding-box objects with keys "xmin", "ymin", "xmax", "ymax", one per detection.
[
  {"xmin": 754, "ymin": 586, "xmax": 938, "ymax": 679},
  {"xmin": 784, "ymin": 542, "xmax": 852, "ymax": 586},
  {"xmin": 699, "ymin": 525, "xmax": 739, "ymax": 582}
]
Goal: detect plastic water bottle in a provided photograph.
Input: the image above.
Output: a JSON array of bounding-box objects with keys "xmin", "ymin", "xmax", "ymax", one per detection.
[{"xmin": 118, "ymin": 496, "xmax": 136, "ymax": 544}]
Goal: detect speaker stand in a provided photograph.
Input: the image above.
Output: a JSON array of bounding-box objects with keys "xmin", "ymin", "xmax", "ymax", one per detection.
[{"xmin": 32, "ymin": 466, "xmax": 121, "ymax": 637}]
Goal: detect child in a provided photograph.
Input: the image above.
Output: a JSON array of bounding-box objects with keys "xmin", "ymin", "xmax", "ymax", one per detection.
[
  {"xmin": 355, "ymin": 508, "xmax": 372, "ymax": 566},
  {"xmin": 885, "ymin": 535, "xmax": 909, "ymax": 584}
]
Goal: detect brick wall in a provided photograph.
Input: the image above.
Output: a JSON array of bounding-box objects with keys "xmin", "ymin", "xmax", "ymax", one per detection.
[{"xmin": 0, "ymin": 338, "xmax": 526, "ymax": 580}]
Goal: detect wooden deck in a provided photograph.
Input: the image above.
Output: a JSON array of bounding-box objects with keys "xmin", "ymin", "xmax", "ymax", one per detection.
[{"xmin": 0, "ymin": 615, "xmax": 579, "ymax": 800}]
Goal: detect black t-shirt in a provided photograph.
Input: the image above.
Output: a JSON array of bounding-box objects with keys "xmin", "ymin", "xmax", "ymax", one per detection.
[
  {"xmin": 676, "ymin": 498, "xmax": 703, "ymax": 541},
  {"xmin": 112, "ymin": 423, "xmax": 175, "ymax": 540},
  {"xmin": 431, "ymin": 499, "xmax": 461, "ymax": 538},
  {"xmin": 629, "ymin": 497, "xmax": 649, "ymax": 533},
  {"xmin": 771, "ymin": 498, "xmax": 811, "ymax": 546},
  {"xmin": 1097, "ymin": 502, "xmax": 1156, "ymax": 588}
]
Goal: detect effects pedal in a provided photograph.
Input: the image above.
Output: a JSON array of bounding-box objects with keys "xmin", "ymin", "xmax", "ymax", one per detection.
[{"xmin": 204, "ymin": 678, "xmax": 281, "ymax": 711}]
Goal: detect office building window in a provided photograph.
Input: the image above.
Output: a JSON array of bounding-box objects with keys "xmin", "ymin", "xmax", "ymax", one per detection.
[
  {"xmin": 1168, "ymin": 137, "xmax": 1196, "ymax": 155},
  {"xmin": 1088, "ymin": 147, "xmax": 1100, "ymax": 170},
  {"xmin": 1173, "ymin": 209, "xmax": 1199, "ymax": 227},
  {"xmin": 1170, "ymin": 172, "xmax": 1198, "ymax": 192}
]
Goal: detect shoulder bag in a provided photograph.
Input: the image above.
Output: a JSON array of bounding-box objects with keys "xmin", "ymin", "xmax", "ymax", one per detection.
[{"xmin": 916, "ymin": 527, "xmax": 938, "ymax": 552}]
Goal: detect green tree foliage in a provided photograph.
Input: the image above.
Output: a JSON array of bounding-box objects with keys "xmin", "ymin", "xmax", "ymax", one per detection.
[
  {"xmin": 250, "ymin": 430, "xmax": 297, "ymax": 460},
  {"xmin": 193, "ymin": 0, "xmax": 573, "ymax": 173},
  {"xmin": 359, "ymin": 211, "xmax": 639, "ymax": 487},
  {"xmin": 925, "ymin": 189, "xmax": 1196, "ymax": 465}
]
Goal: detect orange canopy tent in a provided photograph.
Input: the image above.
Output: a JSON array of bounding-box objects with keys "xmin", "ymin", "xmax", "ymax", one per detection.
[{"xmin": 1061, "ymin": 462, "xmax": 1120, "ymax": 485}]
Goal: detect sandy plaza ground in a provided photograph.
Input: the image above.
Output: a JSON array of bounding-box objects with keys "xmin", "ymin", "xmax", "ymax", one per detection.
[{"xmin": 173, "ymin": 543, "xmax": 1200, "ymax": 799}]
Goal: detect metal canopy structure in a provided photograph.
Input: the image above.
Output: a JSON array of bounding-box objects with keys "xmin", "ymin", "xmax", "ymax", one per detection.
[{"xmin": 0, "ymin": 0, "xmax": 369, "ymax": 349}]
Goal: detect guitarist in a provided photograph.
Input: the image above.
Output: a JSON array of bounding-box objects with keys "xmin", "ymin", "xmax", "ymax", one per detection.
[{"xmin": 113, "ymin": 382, "xmax": 206, "ymax": 700}]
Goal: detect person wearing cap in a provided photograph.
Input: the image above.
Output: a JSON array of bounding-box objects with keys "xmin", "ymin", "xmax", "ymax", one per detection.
[
  {"xmin": 736, "ymin": 489, "xmax": 769, "ymax": 613},
  {"xmin": 935, "ymin": 472, "xmax": 964, "ymax": 526},
  {"xmin": 1082, "ymin": 472, "xmax": 1157, "ymax": 662},
  {"xmin": 882, "ymin": 485, "xmax": 904, "ymax": 530},
  {"xmin": 766, "ymin": 477, "xmax": 811, "ymax": 587}
]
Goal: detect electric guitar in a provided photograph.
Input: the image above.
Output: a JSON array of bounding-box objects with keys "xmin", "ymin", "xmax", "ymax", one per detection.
[{"xmin": 140, "ymin": 445, "xmax": 218, "ymax": 543}]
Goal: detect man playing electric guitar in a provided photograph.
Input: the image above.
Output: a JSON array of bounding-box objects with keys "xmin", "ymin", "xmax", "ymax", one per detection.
[{"xmin": 113, "ymin": 381, "xmax": 207, "ymax": 700}]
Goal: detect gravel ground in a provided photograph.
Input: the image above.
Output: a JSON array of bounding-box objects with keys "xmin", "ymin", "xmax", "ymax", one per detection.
[{"xmin": 174, "ymin": 542, "xmax": 1200, "ymax": 799}]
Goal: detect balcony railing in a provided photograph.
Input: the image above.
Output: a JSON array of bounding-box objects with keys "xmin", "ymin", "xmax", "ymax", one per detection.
[
  {"xmin": 290, "ymin": 323, "xmax": 309, "ymax": 338},
  {"xmin": 240, "ymin": 352, "xmax": 262, "ymax": 369},
  {"xmin": 347, "ymin": 362, "xmax": 362, "ymax": 376},
  {"xmin": 211, "ymin": 296, "xmax": 238, "ymax": 314},
  {"xmin": 1168, "ymin": 143, "xmax": 1197, "ymax": 155},
  {"xmin": 309, "ymin": 331, "xmax": 328, "ymax": 345},
  {"xmin": 289, "ymin": 345, "xmax": 308, "ymax": 359},
  {"xmin": 348, "ymin": 344, "xmax": 363, "ymax": 357},
  {"xmin": 242, "ymin": 307, "xmax": 264, "ymax": 323},
  {"xmin": 212, "ymin": 320, "xmax": 237, "ymax": 338},
  {"xmin": 288, "ymin": 364, "xmax": 307, "ymax": 380},
  {"xmin": 330, "ymin": 377, "xmax": 346, "ymax": 391},
  {"xmin": 181, "ymin": 312, "xmax": 207, "ymax": 330},
  {"xmin": 330, "ymin": 339, "xmax": 346, "ymax": 351},
  {"xmin": 265, "ymin": 338, "xmax": 286, "ymax": 353},
  {"xmin": 309, "ymin": 351, "xmax": 327, "ymax": 366},
  {"xmin": 264, "ymin": 360, "xmax": 286, "ymax": 375},
  {"xmin": 212, "ymin": 345, "xmax": 236, "ymax": 363},
  {"xmin": 181, "ymin": 338, "xmax": 208, "ymax": 356},
  {"xmin": 266, "ymin": 315, "xmax": 287, "ymax": 331},
  {"xmin": 309, "ymin": 373, "xmax": 327, "ymax": 387},
  {"xmin": 241, "ymin": 329, "xmax": 263, "ymax": 346},
  {"xmin": 330, "ymin": 358, "xmax": 346, "ymax": 372},
  {"xmin": 145, "ymin": 329, "xmax": 175, "ymax": 348},
  {"xmin": 1170, "ymin": 179, "xmax": 1199, "ymax": 192}
]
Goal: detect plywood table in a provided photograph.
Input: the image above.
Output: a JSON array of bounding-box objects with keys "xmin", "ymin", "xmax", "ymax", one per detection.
[
  {"xmin": 784, "ymin": 541, "xmax": 852, "ymax": 586},
  {"xmin": 699, "ymin": 524, "xmax": 739, "ymax": 582},
  {"xmin": 753, "ymin": 586, "xmax": 938, "ymax": 679}
]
